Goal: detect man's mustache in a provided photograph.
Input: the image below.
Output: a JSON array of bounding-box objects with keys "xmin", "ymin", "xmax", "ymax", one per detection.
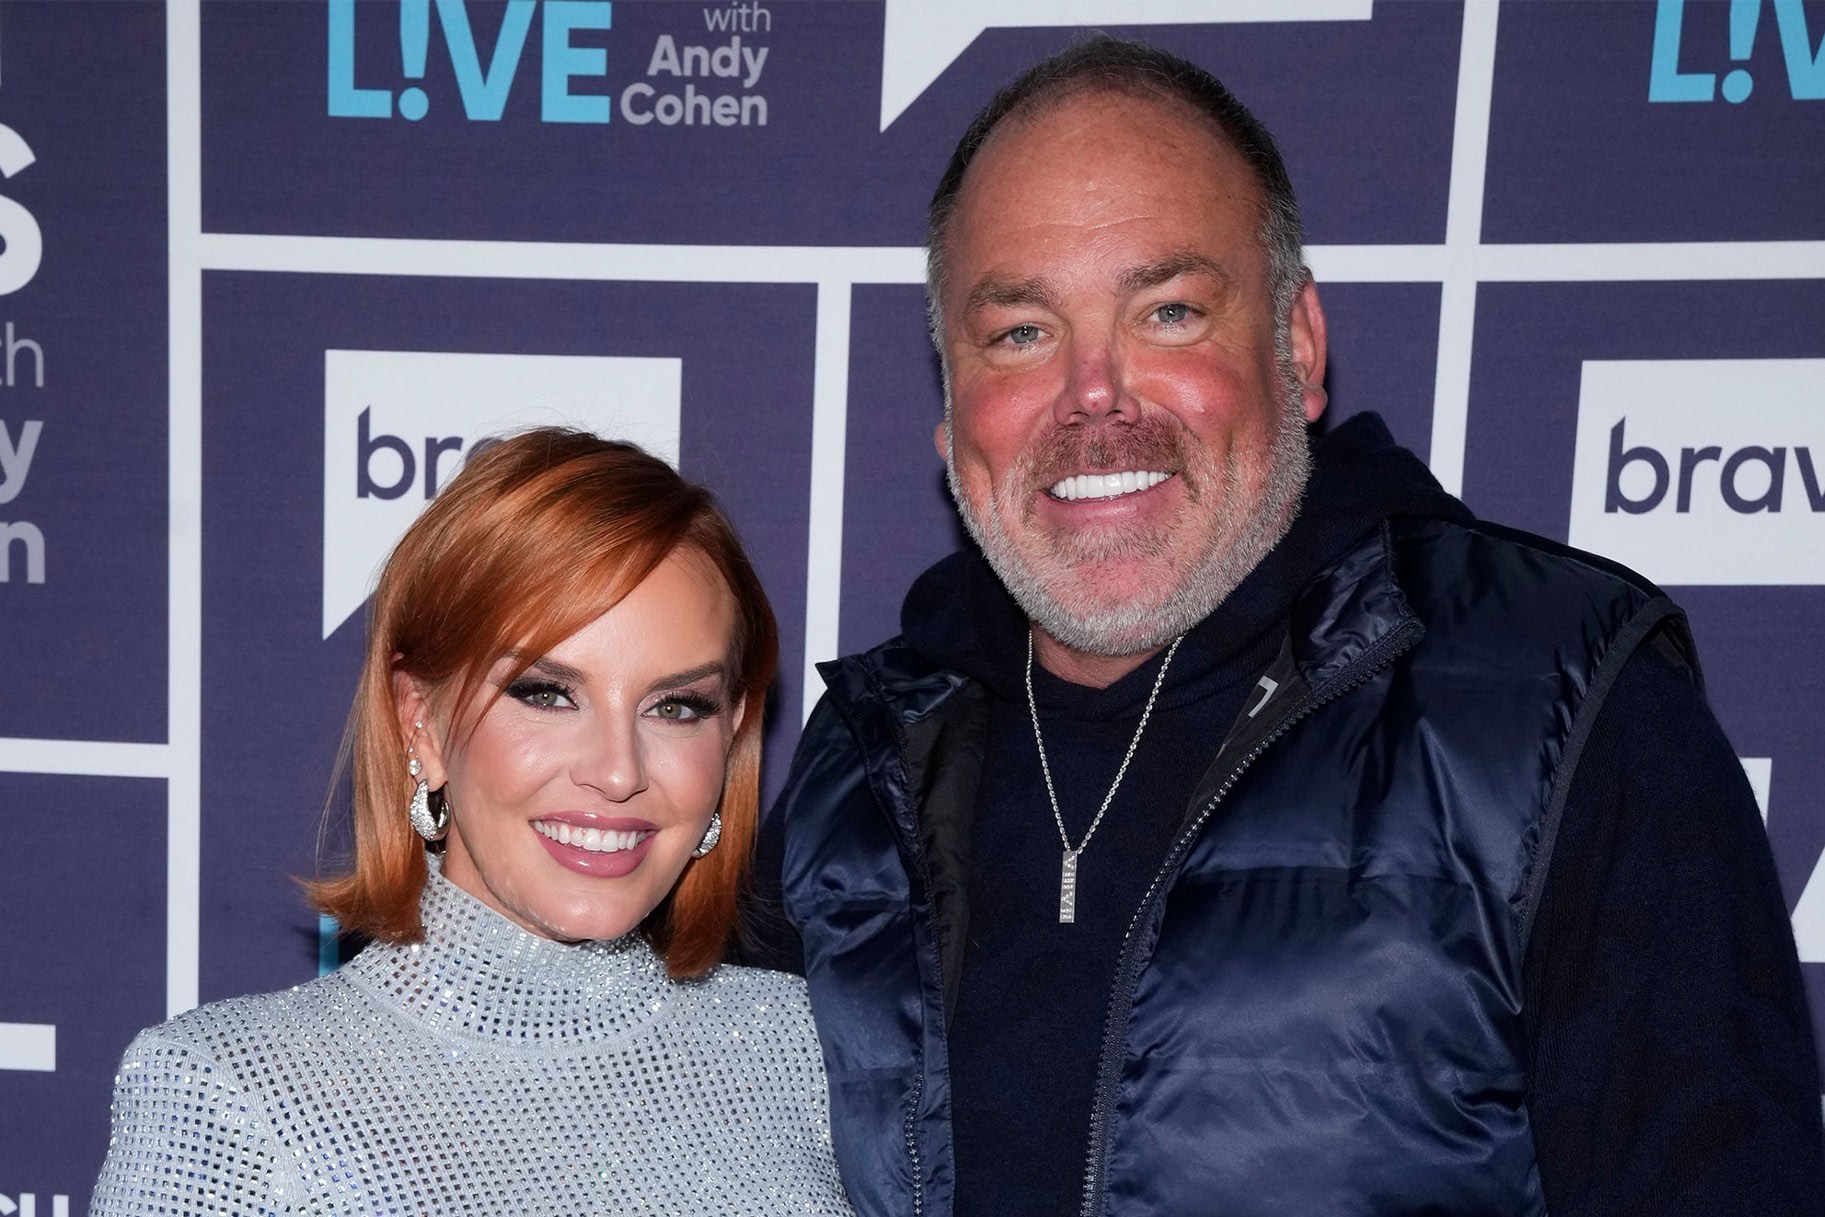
[{"xmin": 1021, "ymin": 415, "xmax": 1189, "ymax": 487}]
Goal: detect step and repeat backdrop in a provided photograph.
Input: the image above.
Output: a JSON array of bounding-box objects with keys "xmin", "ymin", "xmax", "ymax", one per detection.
[{"xmin": 2, "ymin": 0, "xmax": 1823, "ymax": 1203}]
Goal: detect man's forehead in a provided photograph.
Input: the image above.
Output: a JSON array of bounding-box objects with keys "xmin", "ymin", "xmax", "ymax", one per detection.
[
  {"xmin": 970, "ymin": 85, "xmax": 1248, "ymax": 188},
  {"xmin": 947, "ymin": 92, "xmax": 1261, "ymax": 255}
]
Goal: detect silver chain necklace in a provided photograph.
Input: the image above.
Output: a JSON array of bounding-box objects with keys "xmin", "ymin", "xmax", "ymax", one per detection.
[{"xmin": 1025, "ymin": 629, "xmax": 1184, "ymax": 924}]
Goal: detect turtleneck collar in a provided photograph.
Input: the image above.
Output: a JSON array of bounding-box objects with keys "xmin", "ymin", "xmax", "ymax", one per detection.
[{"xmin": 344, "ymin": 856, "xmax": 675, "ymax": 1048}]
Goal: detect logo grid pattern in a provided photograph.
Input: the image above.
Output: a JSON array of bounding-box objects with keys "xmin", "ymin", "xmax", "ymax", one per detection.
[{"xmin": 2, "ymin": 0, "xmax": 1822, "ymax": 1194}]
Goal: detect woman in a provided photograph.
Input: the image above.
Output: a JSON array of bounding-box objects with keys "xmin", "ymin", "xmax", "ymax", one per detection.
[{"xmin": 92, "ymin": 429, "xmax": 852, "ymax": 1215}]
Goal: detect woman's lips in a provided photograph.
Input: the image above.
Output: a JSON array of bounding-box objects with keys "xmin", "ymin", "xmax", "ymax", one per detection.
[{"xmin": 532, "ymin": 815, "xmax": 658, "ymax": 878}]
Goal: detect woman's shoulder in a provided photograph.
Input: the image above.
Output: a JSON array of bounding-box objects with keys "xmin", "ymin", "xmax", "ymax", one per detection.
[
  {"xmin": 688, "ymin": 961, "xmax": 812, "ymax": 1003},
  {"xmin": 670, "ymin": 963, "xmax": 818, "ymax": 1036},
  {"xmin": 95, "ymin": 985, "xmax": 352, "ymax": 1217},
  {"xmin": 124, "ymin": 969, "xmax": 363, "ymax": 1071}
]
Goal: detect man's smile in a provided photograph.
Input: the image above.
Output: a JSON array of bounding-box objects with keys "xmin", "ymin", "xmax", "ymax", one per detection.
[{"xmin": 1045, "ymin": 470, "xmax": 1175, "ymax": 502}]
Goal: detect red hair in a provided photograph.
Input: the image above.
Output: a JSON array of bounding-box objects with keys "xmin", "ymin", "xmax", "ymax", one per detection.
[{"xmin": 307, "ymin": 428, "xmax": 778, "ymax": 978}]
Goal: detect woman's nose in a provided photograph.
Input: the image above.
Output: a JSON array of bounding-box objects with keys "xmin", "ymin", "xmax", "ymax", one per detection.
[{"xmin": 574, "ymin": 721, "xmax": 648, "ymax": 802}]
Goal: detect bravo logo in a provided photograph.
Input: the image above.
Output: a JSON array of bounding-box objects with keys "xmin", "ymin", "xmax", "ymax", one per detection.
[
  {"xmin": 1567, "ymin": 359, "xmax": 1825, "ymax": 585},
  {"xmin": 322, "ymin": 349, "xmax": 681, "ymax": 639}
]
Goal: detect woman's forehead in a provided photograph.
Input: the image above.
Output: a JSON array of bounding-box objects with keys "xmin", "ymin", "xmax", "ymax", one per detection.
[{"xmin": 524, "ymin": 551, "xmax": 739, "ymax": 680}]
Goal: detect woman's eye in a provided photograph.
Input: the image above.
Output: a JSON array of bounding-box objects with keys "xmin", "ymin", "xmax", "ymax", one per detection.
[
  {"xmin": 1152, "ymin": 302, "xmax": 1192, "ymax": 325},
  {"xmin": 507, "ymin": 680, "xmax": 575, "ymax": 711},
  {"xmin": 651, "ymin": 694, "xmax": 721, "ymax": 723}
]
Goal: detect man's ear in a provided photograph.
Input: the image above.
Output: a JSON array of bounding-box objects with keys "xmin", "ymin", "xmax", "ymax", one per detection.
[
  {"xmin": 393, "ymin": 670, "xmax": 448, "ymax": 790},
  {"xmin": 933, "ymin": 420, "xmax": 949, "ymax": 462},
  {"xmin": 1287, "ymin": 277, "xmax": 1329, "ymax": 423}
]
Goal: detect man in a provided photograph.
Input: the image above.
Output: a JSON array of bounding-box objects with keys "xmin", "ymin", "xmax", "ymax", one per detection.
[{"xmin": 754, "ymin": 36, "xmax": 1824, "ymax": 1216}]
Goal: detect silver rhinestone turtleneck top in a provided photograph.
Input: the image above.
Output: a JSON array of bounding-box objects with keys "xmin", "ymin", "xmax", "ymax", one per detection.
[{"xmin": 90, "ymin": 863, "xmax": 853, "ymax": 1215}]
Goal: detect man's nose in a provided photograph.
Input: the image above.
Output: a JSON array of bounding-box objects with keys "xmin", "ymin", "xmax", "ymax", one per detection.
[
  {"xmin": 576, "ymin": 721, "xmax": 648, "ymax": 802},
  {"xmin": 1054, "ymin": 334, "xmax": 1136, "ymax": 425}
]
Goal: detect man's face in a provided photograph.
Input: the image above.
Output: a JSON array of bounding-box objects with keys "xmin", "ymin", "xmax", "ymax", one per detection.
[{"xmin": 937, "ymin": 90, "xmax": 1327, "ymax": 658}]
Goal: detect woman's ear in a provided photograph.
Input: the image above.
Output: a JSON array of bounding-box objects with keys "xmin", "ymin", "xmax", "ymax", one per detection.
[
  {"xmin": 730, "ymin": 688, "xmax": 749, "ymax": 741},
  {"xmin": 393, "ymin": 670, "xmax": 448, "ymax": 790}
]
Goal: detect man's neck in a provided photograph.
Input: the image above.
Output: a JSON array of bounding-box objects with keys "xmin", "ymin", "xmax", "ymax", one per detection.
[{"xmin": 1031, "ymin": 627, "xmax": 1161, "ymax": 690}]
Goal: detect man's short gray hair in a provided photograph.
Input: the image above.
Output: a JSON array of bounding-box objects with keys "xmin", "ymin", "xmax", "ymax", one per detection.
[{"xmin": 925, "ymin": 34, "xmax": 1307, "ymax": 351}]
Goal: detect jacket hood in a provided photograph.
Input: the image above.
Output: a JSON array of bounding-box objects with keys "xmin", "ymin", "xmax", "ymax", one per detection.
[{"xmin": 901, "ymin": 412, "xmax": 1472, "ymax": 698}]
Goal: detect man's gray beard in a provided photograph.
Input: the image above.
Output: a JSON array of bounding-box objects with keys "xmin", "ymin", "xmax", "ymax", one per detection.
[{"xmin": 946, "ymin": 356, "xmax": 1312, "ymax": 658}]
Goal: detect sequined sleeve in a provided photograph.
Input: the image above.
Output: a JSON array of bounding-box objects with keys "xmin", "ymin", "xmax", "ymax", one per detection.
[{"xmin": 90, "ymin": 1029, "xmax": 292, "ymax": 1217}]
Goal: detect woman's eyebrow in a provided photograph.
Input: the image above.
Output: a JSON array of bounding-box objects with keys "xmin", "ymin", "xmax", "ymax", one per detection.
[
  {"xmin": 649, "ymin": 660, "xmax": 729, "ymax": 691},
  {"xmin": 518, "ymin": 655, "xmax": 588, "ymax": 686}
]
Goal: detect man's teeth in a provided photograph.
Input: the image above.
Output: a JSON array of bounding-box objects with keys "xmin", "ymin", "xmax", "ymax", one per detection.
[
  {"xmin": 535, "ymin": 822, "xmax": 650, "ymax": 853},
  {"xmin": 1048, "ymin": 470, "xmax": 1172, "ymax": 502}
]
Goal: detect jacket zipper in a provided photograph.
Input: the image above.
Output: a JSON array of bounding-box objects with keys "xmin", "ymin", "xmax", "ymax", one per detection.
[
  {"xmin": 1076, "ymin": 620, "xmax": 1423, "ymax": 1216},
  {"xmin": 904, "ymin": 1066, "xmax": 925, "ymax": 1216},
  {"xmin": 896, "ymin": 710, "xmax": 940, "ymax": 1217}
]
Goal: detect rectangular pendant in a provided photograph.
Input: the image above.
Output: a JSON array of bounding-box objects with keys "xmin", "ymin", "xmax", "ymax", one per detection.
[{"xmin": 1059, "ymin": 850, "xmax": 1079, "ymax": 923}]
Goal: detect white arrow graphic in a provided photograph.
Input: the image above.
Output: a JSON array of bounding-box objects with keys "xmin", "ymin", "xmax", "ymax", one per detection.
[
  {"xmin": 0, "ymin": 1022, "xmax": 53, "ymax": 1072},
  {"xmin": 1791, "ymin": 847, "xmax": 1825, "ymax": 965},
  {"xmin": 1741, "ymin": 756, "xmax": 1771, "ymax": 825},
  {"xmin": 880, "ymin": 0, "xmax": 1375, "ymax": 131},
  {"xmin": 1741, "ymin": 755, "xmax": 1825, "ymax": 966}
]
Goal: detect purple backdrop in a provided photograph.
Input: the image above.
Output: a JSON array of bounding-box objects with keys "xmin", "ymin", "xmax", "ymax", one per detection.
[{"xmin": 3, "ymin": 1, "xmax": 1824, "ymax": 1205}]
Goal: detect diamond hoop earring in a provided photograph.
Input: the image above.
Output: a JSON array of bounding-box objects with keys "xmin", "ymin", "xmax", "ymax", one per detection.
[
  {"xmin": 405, "ymin": 740, "xmax": 448, "ymax": 842},
  {"xmin": 407, "ymin": 780, "xmax": 449, "ymax": 842},
  {"xmin": 692, "ymin": 810, "xmax": 722, "ymax": 858}
]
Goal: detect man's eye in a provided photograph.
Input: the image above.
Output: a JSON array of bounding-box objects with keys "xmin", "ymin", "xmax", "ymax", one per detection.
[
  {"xmin": 1152, "ymin": 302, "xmax": 1192, "ymax": 325},
  {"xmin": 1002, "ymin": 323, "xmax": 1044, "ymax": 346}
]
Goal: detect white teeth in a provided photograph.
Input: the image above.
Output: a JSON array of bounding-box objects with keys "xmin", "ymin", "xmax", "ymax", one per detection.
[
  {"xmin": 536, "ymin": 822, "xmax": 649, "ymax": 853},
  {"xmin": 1047, "ymin": 470, "xmax": 1171, "ymax": 501}
]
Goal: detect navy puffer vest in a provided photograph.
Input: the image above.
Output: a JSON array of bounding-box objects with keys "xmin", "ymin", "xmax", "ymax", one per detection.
[{"xmin": 776, "ymin": 514, "xmax": 1682, "ymax": 1216}]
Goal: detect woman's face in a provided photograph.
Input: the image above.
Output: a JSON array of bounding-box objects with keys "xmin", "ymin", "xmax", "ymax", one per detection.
[{"xmin": 405, "ymin": 549, "xmax": 744, "ymax": 943}]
